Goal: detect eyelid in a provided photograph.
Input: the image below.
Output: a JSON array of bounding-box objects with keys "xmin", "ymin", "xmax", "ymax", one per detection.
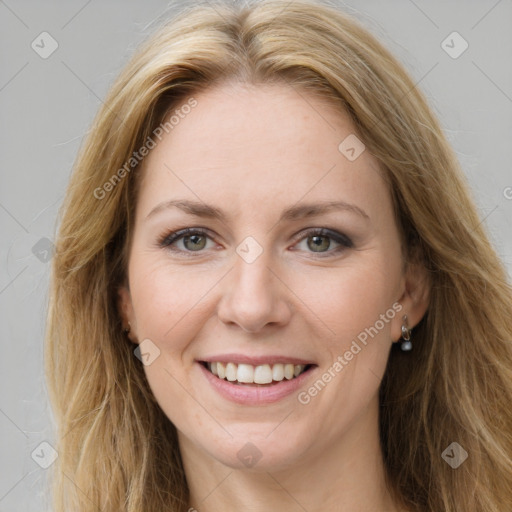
[
  {"xmin": 157, "ymin": 227, "xmax": 213, "ymax": 249},
  {"xmin": 291, "ymin": 227, "xmax": 353, "ymax": 248}
]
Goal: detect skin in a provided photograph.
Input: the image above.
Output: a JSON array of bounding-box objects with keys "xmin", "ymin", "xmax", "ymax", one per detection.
[{"xmin": 119, "ymin": 81, "xmax": 429, "ymax": 512}]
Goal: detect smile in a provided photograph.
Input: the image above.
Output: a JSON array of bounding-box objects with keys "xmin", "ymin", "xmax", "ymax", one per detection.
[
  {"xmin": 198, "ymin": 357, "xmax": 317, "ymax": 404},
  {"xmin": 204, "ymin": 361, "xmax": 310, "ymax": 385}
]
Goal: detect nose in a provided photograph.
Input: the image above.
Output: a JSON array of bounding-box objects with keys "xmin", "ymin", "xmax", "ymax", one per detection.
[{"xmin": 216, "ymin": 249, "xmax": 292, "ymax": 333}]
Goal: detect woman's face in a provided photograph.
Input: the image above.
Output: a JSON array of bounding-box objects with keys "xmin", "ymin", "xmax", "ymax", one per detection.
[{"xmin": 119, "ymin": 81, "xmax": 419, "ymax": 471}]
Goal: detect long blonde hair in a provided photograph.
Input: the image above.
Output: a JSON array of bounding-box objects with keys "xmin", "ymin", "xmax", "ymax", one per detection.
[{"xmin": 45, "ymin": 0, "xmax": 512, "ymax": 510}]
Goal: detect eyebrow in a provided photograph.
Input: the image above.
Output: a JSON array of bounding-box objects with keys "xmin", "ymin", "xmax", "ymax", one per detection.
[{"xmin": 145, "ymin": 199, "xmax": 370, "ymax": 222}]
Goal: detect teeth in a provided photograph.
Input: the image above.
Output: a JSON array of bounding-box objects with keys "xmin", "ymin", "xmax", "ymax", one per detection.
[
  {"xmin": 272, "ymin": 364, "xmax": 285, "ymax": 381},
  {"xmin": 237, "ymin": 364, "xmax": 254, "ymax": 383},
  {"xmin": 206, "ymin": 361, "xmax": 307, "ymax": 384},
  {"xmin": 254, "ymin": 364, "xmax": 272, "ymax": 384},
  {"xmin": 225, "ymin": 362, "xmax": 237, "ymax": 381},
  {"xmin": 293, "ymin": 364, "xmax": 303, "ymax": 377}
]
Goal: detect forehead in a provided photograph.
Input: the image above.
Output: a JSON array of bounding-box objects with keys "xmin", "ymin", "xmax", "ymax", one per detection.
[{"xmin": 136, "ymin": 81, "xmax": 389, "ymax": 224}]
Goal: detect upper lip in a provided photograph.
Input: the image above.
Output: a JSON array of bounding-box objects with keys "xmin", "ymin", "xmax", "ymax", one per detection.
[{"xmin": 198, "ymin": 354, "xmax": 316, "ymax": 366}]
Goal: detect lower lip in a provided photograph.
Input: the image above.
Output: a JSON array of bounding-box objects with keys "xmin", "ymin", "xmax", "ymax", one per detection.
[{"xmin": 198, "ymin": 362, "xmax": 316, "ymax": 405}]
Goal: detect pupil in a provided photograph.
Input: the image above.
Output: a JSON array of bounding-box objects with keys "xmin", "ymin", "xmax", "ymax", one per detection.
[
  {"xmin": 186, "ymin": 235, "xmax": 205, "ymax": 251},
  {"xmin": 309, "ymin": 235, "xmax": 329, "ymax": 252}
]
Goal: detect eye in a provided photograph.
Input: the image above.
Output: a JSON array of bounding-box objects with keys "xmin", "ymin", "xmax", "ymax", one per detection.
[
  {"xmin": 157, "ymin": 227, "xmax": 353, "ymax": 257},
  {"xmin": 158, "ymin": 228, "xmax": 215, "ymax": 253},
  {"xmin": 293, "ymin": 228, "xmax": 353, "ymax": 256}
]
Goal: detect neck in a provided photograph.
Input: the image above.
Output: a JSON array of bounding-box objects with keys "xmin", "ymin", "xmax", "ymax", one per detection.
[{"xmin": 179, "ymin": 395, "xmax": 405, "ymax": 512}]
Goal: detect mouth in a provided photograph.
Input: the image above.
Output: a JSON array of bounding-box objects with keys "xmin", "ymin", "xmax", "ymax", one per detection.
[{"xmin": 200, "ymin": 361, "xmax": 315, "ymax": 386}]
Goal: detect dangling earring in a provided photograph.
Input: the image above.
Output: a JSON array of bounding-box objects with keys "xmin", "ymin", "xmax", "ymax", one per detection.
[{"xmin": 400, "ymin": 315, "xmax": 412, "ymax": 351}]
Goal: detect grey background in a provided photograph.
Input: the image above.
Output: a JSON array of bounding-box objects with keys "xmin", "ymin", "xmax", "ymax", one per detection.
[{"xmin": 0, "ymin": 0, "xmax": 511, "ymax": 510}]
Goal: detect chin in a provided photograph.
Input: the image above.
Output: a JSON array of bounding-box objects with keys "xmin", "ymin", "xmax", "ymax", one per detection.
[{"xmin": 199, "ymin": 427, "xmax": 314, "ymax": 472}]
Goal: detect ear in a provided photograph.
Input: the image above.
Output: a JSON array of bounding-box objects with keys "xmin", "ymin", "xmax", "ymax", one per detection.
[
  {"xmin": 391, "ymin": 259, "xmax": 430, "ymax": 342},
  {"xmin": 118, "ymin": 285, "xmax": 139, "ymax": 345}
]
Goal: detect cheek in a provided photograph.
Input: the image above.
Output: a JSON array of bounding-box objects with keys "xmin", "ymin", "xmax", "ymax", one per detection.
[
  {"xmin": 290, "ymin": 259, "xmax": 401, "ymax": 439},
  {"xmin": 129, "ymin": 259, "xmax": 211, "ymax": 342},
  {"xmin": 295, "ymin": 255, "xmax": 401, "ymax": 353},
  {"xmin": 127, "ymin": 255, "xmax": 219, "ymax": 435},
  {"xmin": 129, "ymin": 241, "xmax": 402, "ymax": 356}
]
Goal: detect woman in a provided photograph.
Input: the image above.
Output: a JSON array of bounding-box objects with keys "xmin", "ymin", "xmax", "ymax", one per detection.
[{"xmin": 45, "ymin": 0, "xmax": 512, "ymax": 510}]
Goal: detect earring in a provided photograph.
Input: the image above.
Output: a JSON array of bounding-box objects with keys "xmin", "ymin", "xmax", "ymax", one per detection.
[
  {"xmin": 400, "ymin": 315, "xmax": 412, "ymax": 351},
  {"xmin": 123, "ymin": 322, "xmax": 131, "ymax": 335}
]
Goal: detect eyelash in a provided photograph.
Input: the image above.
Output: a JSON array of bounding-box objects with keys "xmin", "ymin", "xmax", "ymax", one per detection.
[{"xmin": 157, "ymin": 227, "xmax": 353, "ymax": 258}]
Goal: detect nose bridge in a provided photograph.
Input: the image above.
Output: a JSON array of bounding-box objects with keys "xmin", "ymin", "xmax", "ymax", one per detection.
[
  {"xmin": 235, "ymin": 245, "xmax": 272, "ymax": 289},
  {"xmin": 216, "ymin": 235, "xmax": 291, "ymax": 331},
  {"xmin": 232, "ymin": 237, "xmax": 276, "ymax": 302}
]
